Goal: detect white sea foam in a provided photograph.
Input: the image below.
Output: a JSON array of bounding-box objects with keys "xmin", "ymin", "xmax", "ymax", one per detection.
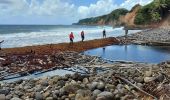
[{"xmin": 0, "ymin": 25, "xmax": 140, "ymax": 48}]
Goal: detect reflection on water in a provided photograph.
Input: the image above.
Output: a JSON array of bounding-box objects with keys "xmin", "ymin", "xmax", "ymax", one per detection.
[{"xmin": 84, "ymin": 45, "xmax": 170, "ymax": 63}]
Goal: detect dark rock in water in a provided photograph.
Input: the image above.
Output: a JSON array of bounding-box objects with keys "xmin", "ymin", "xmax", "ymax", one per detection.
[
  {"xmin": 0, "ymin": 89, "xmax": 10, "ymax": 95},
  {"xmin": 97, "ymin": 91, "xmax": 114, "ymax": 100},
  {"xmin": 0, "ymin": 94, "xmax": 6, "ymax": 100},
  {"xmin": 35, "ymin": 92, "xmax": 43, "ymax": 100},
  {"xmin": 11, "ymin": 97, "xmax": 22, "ymax": 100}
]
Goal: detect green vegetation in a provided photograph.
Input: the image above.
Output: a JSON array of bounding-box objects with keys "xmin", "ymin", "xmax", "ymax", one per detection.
[
  {"xmin": 76, "ymin": 0, "xmax": 170, "ymax": 26},
  {"xmin": 134, "ymin": 0, "xmax": 170, "ymax": 25},
  {"xmin": 77, "ymin": 8, "xmax": 128, "ymax": 25}
]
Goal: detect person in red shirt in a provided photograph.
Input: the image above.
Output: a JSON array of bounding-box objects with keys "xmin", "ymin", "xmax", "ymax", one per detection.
[
  {"xmin": 69, "ymin": 32, "xmax": 74, "ymax": 44},
  {"xmin": 81, "ymin": 31, "xmax": 85, "ymax": 42}
]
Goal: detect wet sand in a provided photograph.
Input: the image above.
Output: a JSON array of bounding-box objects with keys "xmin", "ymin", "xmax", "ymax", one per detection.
[{"xmin": 2, "ymin": 37, "xmax": 119, "ymax": 55}]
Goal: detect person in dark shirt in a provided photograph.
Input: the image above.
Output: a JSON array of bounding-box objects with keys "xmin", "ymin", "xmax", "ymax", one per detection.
[
  {"xmin": 103, "ymin": 29, "xmax": 106, "ymax": 38},
  {"xmin": 81, "ymin": 31, "xmax": 85, "ymax": 42}
]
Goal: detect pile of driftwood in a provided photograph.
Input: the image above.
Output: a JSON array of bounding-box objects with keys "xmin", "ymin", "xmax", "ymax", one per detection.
[
  {"xmin": 83, "ymin": 61, "xmax": 170, "ymax": 100},
  {"xmin": 0, "ymin": 51, "xmax": 104, "ymax": 80}
]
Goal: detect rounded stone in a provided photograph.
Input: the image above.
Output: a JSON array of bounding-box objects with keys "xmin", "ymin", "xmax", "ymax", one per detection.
[
  {"xmin": 97, "ymin": 91, "xmax": 114, "ymax": 100},
  {"xmin": 89, "ymin": 82, "xmax": 98, "ymax": 91},
  {"xmin": 46, "ymin": 97, "xmax": 53, "ymax": 100},
  {"xmin": 11, "ymin": 97, "xmax": 22, "ymax": 100},
  {"xmin": 93, "ymin": 89, "xmax": 102, "ymax": 96},
  {"xmin": 35, "ymin": 92, "xmax": 43, "ymax": 100},
  {"xmin": 97, "ymin": 82, "xmax": 105, "ymax": 91},
  {"xmin": 83, "ymin": 78, "xmax": 89, "ymax": 84},
  {"xmin": 0, "ymin": 94, "xmax": 6, "ymax": 100}
]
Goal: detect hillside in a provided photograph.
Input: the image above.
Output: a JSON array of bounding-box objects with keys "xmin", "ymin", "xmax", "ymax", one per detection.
[
  {"xmin": 75, "ymin": 8, "xmax": 128, "ymax": 26},
  {"xmin": 75, "ymin": 0, "xmax": 170, "ymax": 28}
]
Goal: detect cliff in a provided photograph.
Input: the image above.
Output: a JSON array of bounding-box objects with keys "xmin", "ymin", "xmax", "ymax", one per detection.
[
  {"xmin": 75, "ymin": 0, "xmax": 170, "ymax": 28},
  {"xmin": 75, "ymin": 8, "xmax": 128, "ymax": 26},
  {"xmin": 120, "ymin": 4, "xmax": 141, "ymax": 27}
]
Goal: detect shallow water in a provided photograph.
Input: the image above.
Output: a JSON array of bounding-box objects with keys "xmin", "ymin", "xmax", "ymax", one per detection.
[
  {"xmin": 84, "ymin": 44, "xmax": 170, "ymax": 63},
  {"xmin": 1, "ymin": 66, "xmax": 90, "ymax": 83},
  {"xmin": 1, "ymin": 69, "xmax": 73, "ymax": 83}
]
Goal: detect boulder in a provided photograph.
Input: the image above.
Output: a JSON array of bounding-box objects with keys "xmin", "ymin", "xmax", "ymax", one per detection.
[
  {"xmin": 0, "ymin": 94, "xmax": 6, "ymax": 100},
  {"xmin": 97, "ymin": 91, "xmax": 114, "ymax": 100},
  {"xmin": 93, "ymin": 89, "xmax": 101, "ymax": 96},
  {"xmin": 11, "ymin": 97, "xmax": 22, "ymax": 100},
  {"xmin": 35, "ymin": 92, "xmax": 43, "ymax": 100},
  {"xmin": 97, "ymin": 82, "xmax": 105, "ymax": 91}
]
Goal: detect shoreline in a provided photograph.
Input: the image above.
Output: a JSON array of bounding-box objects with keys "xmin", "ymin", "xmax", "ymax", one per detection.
[
  {"xmin": 1, "ymin": 37, "xmax": 119, "ymax": 55},
  {"xmin": 0, "ymin": 28, "xmax": 170, "ymax": 99},
  {"xmin": 118, "ymin": 28, "xmax": 170, "ymax": 46}
]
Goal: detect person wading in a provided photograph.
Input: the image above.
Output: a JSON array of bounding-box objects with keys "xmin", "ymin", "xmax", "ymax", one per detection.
[
  {"xmin": 69, "ymin": 32, "xmax": 74, "ymax": 44},
  {"xmin": 81, "ymin": 31, "xmax": 85, "ymax": 42},
  {"xmin": 103, "ymin": 29, "xmax": 106, "ymax": 38}
]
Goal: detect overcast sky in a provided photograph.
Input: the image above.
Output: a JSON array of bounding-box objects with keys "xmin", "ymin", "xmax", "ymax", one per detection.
[{"xmin": 0, "ymin": 0, "xmax": 153, "ymax": 25}]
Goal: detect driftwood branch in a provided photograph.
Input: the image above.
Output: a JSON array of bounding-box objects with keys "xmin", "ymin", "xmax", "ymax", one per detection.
[
  {"xmin": 40, "ymin": 85, "xmax": 50, "ymax": 93},
  {"xmin": 115, "ymin": 76, "xmax": 157, "ymax": 99}
]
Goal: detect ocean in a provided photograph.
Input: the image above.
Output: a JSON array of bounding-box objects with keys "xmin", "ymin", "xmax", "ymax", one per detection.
[{"xmin": 0, "ymin": 25, "xmax": 140, "ymax": 48}]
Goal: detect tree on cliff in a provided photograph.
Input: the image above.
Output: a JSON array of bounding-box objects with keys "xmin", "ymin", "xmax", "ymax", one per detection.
[
  {"xmin": 134, "ymin": 0, "xmax": 170, "ymax": 25},
  {"xmin": 153, "ymin": 0, "xmax": 167, "ymax": 18}
]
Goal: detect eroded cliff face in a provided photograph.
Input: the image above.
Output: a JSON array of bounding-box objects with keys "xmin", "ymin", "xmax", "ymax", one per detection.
[
  {"xmin": 120, "ymin": 5, "xmax": 141, "ymax": 27},
  {"xmin": 75, "ymin": 8, "xmax": 128, "ymax": 26},
  {"xmin": 160, "ymin": 15, "xmax": 170, "ymax": 29},
  {"xmin": 75, "ymin": 5, "xmax": 141, "ymax": 27}
]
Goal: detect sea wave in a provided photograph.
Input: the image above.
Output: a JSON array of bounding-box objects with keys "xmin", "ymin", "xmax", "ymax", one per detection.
[{"xmin": 0, "ymin": 25, "xmax": 140, "ymax": 48}]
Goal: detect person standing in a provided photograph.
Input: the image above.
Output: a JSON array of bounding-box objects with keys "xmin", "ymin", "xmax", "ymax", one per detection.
[
  {"xmin": 103, "ymin": 29, "xmax": 106, "ymax": 38},
  {"xmin": 69, "ymin": 32, "xmax": 74, "ymax": 44},
  {"xmin": 0, "ymin": 40, "xmax": 4, "ymax": 50},
  {"xmin": 81, "ymin": 31, "xmax": 85, "ymax": 42}
]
